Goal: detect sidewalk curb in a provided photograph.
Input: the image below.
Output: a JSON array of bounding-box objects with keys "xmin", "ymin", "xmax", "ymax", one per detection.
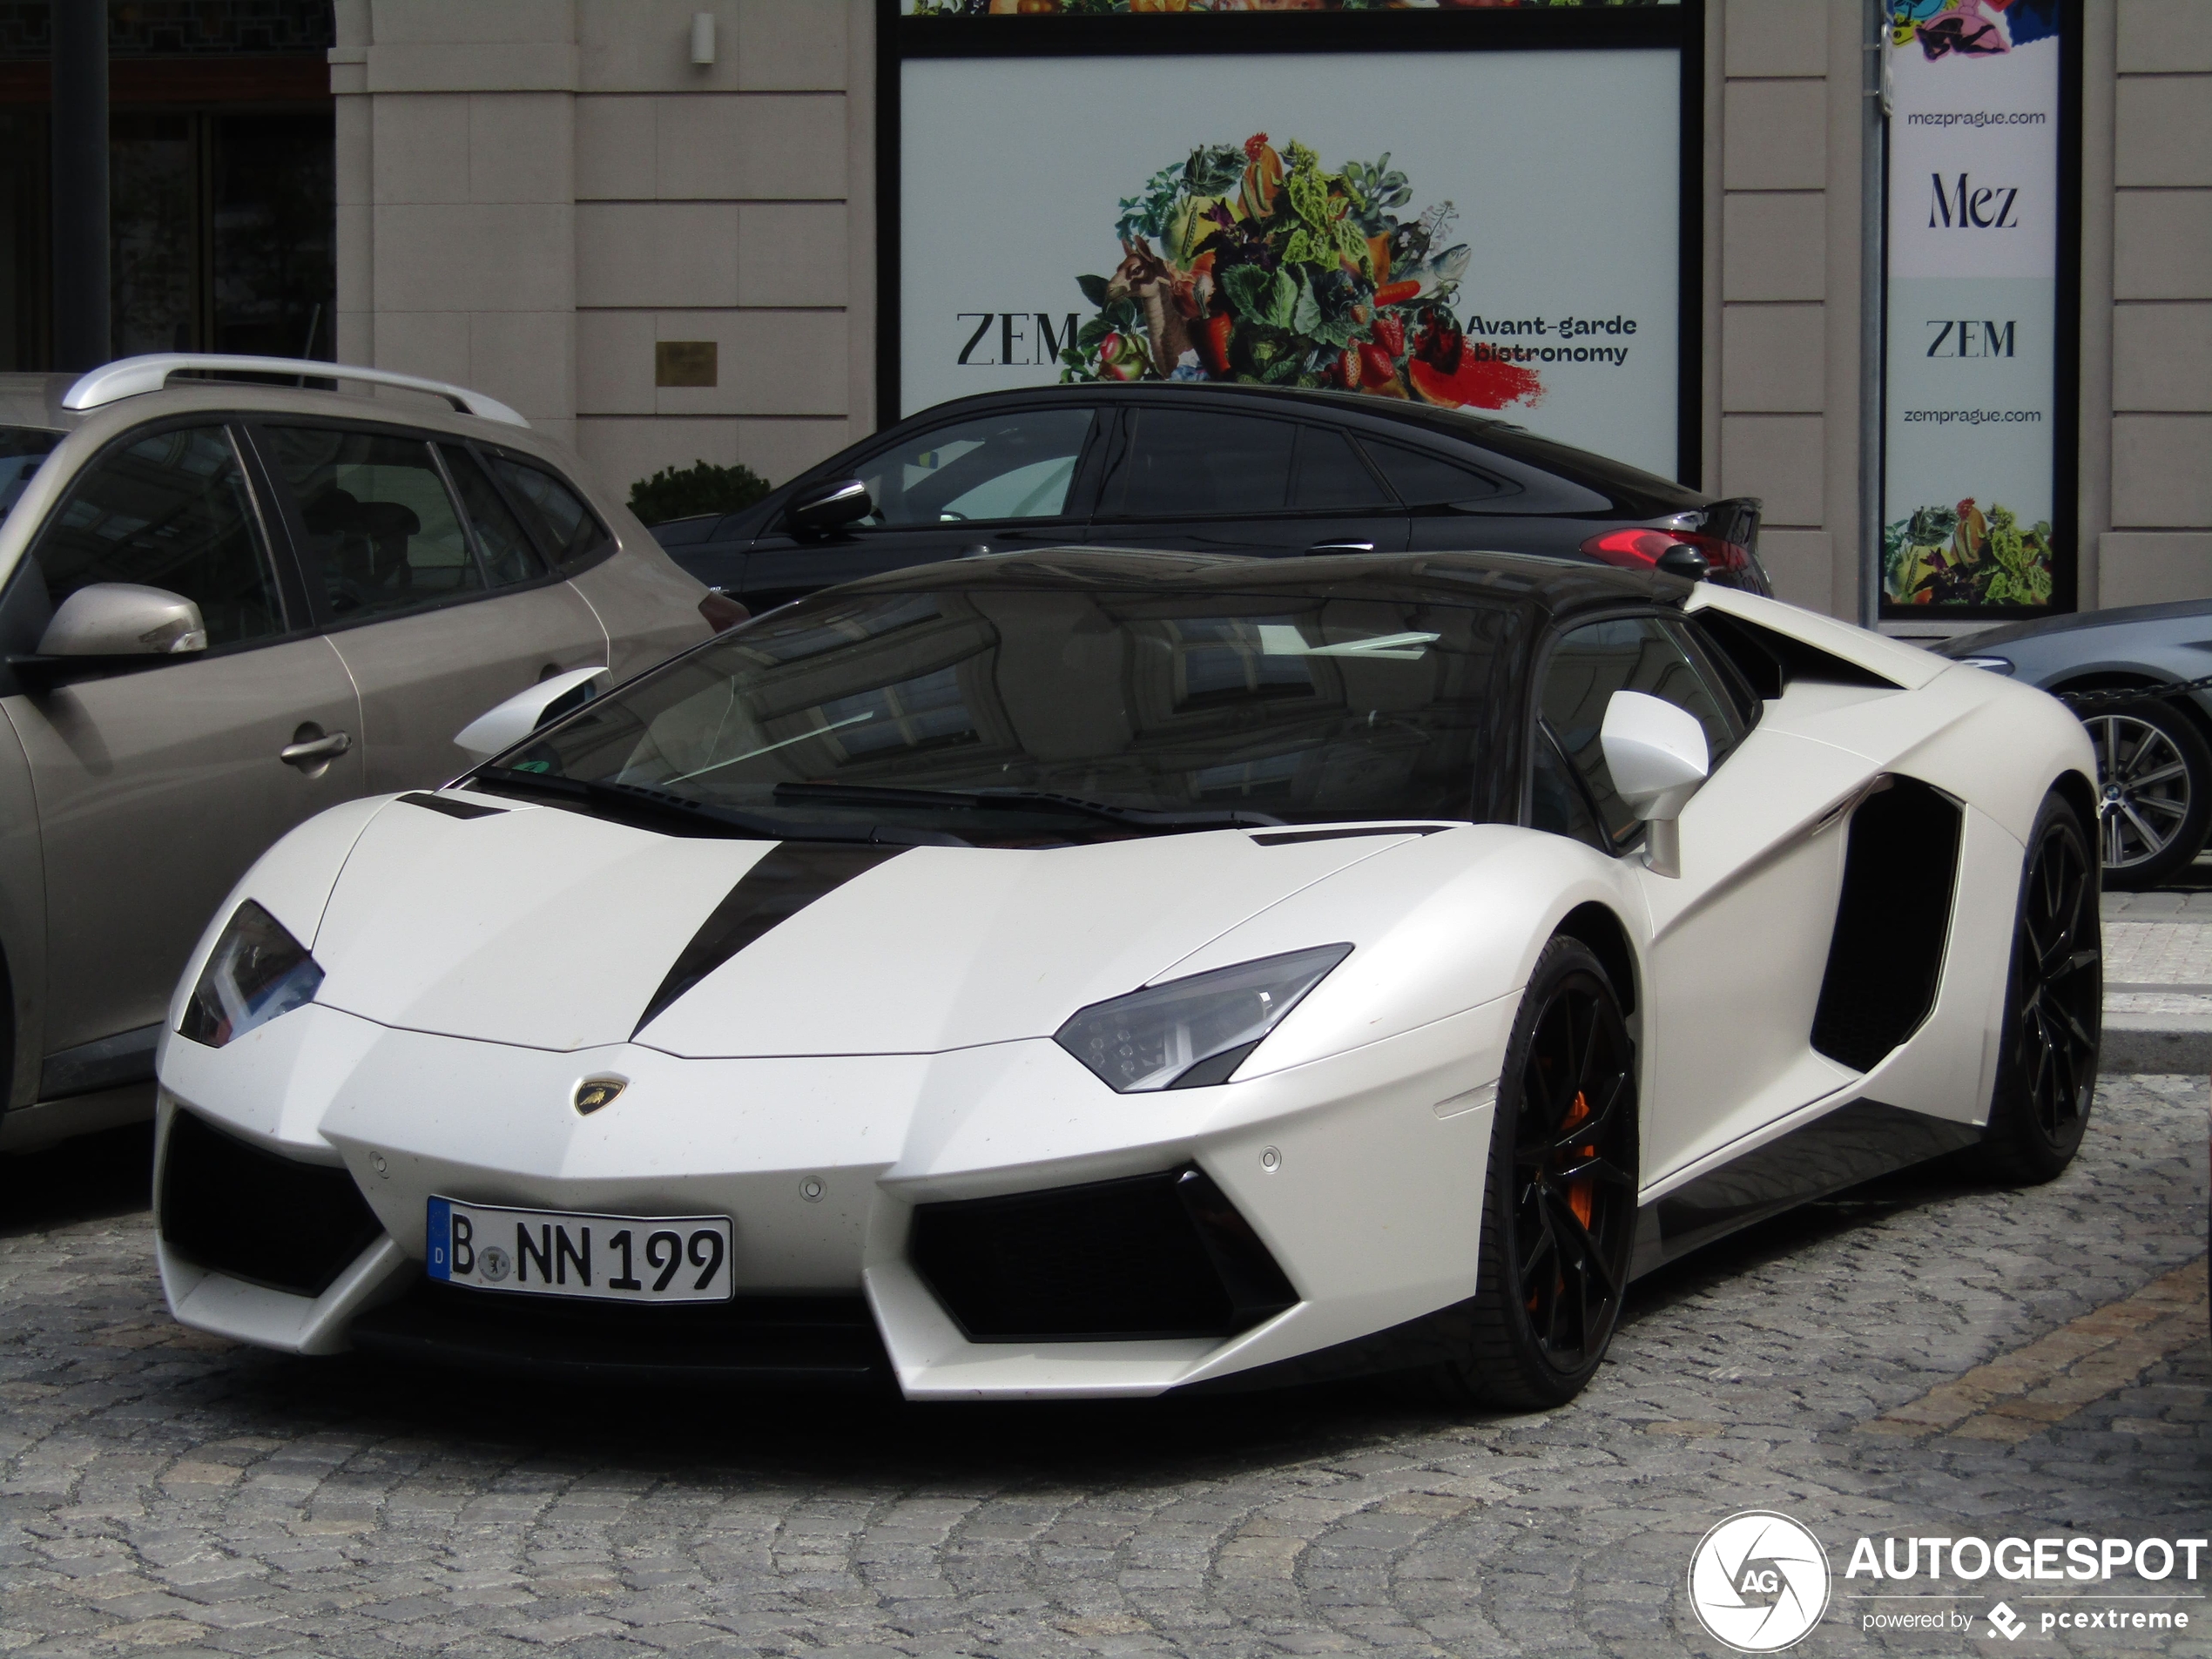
[{"xmin": 2100, "ymin": 1015, "xmax": 2212, "ymax": 1075}]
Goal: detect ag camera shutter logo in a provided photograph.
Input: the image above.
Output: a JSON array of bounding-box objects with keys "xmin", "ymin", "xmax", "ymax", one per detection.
[{"xmin": 1688, "ymin": 1511, "xmax": 1831, "ymax": 1652}]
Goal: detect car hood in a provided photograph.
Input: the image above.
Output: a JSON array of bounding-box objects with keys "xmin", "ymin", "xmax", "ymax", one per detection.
[{"xmin": 305, "ymin": 796, "xmax": 1427, "ymax": 1057}]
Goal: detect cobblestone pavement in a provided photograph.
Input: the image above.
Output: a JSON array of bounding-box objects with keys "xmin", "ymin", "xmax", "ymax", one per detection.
[{"xmin": 0, "ymin": 1079, "xmax": 2206, "ymax": 1659}]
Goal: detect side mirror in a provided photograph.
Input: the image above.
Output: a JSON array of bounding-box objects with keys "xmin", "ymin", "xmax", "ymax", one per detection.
[
  {"xmin": 38, "ymin": 583, "xmax": 206, "ymax": 657},
  {"xmin": 1656, "ymin": 543, "xmax": 1710, "ymax": 581},
  {"xmin": 786, "ymin": 477, "xmax": 872, "ymax": 537},
  {"xmin": 454, "ymin": 665, "xmax": 610, "ymax": 765},
  {"xmin": 1599, "ymin": 689, "xmax": 1709, "ymax": 878}
]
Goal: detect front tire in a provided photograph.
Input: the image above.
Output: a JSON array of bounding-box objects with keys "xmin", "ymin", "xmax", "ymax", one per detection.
[
  {"xmin": 1967, "ymin": 791, "xmax": 2101, "ymax": 1185},
  {"xmin": 1438, "ymin": 936, "xmax": 1638, "ymax": 1408}
]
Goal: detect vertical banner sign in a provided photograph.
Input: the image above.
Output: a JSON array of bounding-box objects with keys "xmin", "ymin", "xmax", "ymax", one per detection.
[
  {"xmin": 1881, "ymin": 0, "xmax": 2070, "ymax": 613},
  {"xmin": 887, "ymin": 6, "xmax": 1699, "ymax": 485}
]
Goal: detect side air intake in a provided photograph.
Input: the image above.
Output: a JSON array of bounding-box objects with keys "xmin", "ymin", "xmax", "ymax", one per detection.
[
  {"xmin": 158, "ymin": 1109, "xmax": 385, "ymax": 1298},
  {"xmin": 911, "ymin": 1166, "xmax": 1296, "ymax": 1342},
  {"xmin": 1811, "ymin": 776, "xmax": 1963, "ymax": 1073}
]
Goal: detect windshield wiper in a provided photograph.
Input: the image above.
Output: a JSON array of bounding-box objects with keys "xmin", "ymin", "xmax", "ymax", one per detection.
[
  {"xmin": 771, "ymin": 781, "xmax": 1285, "ymax": 831},
  {"xmin": 470, "ymin": 770, "xmax": 969, "ymax": 846}
]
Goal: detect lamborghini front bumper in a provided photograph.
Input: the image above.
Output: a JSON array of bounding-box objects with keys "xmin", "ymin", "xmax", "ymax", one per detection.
[{"xmin": 153, "ymin": 995, "xmax": 1511, "ymax": 1399}]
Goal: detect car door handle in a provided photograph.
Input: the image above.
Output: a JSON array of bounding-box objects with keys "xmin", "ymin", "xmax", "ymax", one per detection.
[
  {"xmin": 280, "ymin": 730, "xmax": 352, "ymax": 767},
  {"xmin": 1308, "ymin": 541, "xmax": 1376, "ymax": 555}
]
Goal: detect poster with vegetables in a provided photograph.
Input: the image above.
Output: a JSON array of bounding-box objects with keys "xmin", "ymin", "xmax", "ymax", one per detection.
[
  {"xmin": 900, "ymin": 48, "xmax": 1682, "ymax": 477},
  {"xmin": 1880, "ymin": 0, "xmax": 2066, "ymax": 611}
]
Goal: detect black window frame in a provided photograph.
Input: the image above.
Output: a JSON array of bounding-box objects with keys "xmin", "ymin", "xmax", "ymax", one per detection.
[{"xmin": 238, "ymin": 415, "xmax": 583, "ymax": 637}]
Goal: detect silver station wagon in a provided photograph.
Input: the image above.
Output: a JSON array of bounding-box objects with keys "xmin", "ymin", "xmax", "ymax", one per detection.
[{"xmin": 0, "ymin": 355, "xmax": 712, "ymax": 1152}]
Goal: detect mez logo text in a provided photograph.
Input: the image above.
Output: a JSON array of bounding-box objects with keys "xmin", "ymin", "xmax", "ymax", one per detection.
[
  {"xmin": 956, "ymin": 312, "xmax": 1082, "ymax": 367},
  {"xmin": 1929, "ymin": 171, "xmax": 2021, "ymax": 229}
]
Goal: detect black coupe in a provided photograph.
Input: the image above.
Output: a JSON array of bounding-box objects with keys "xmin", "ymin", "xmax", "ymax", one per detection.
[{"xmin": 651, "ymin": 384, "xmax": 1768, "ymax": 611}]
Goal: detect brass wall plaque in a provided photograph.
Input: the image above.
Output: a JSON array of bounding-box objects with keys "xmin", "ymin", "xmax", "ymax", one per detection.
[{"xmin": 655, "ymin": 341, "xmax": 718, "ymax": 388}]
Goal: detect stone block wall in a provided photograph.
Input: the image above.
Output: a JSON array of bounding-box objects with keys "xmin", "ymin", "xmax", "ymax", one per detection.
[{"xmin": 331, "ymin": 0, "xmax": 871, "ymax": 509}]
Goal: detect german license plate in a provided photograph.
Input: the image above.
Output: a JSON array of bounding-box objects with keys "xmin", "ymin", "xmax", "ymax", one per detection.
[{"xmin": 426, "ymin": 1197, "xmax": 733, "ymax": 1304}]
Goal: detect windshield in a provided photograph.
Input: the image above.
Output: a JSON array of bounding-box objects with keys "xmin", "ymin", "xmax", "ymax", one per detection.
[
  {"xmin": 487, "ymin": 585, "xmax": 1520, "ymax": 846},
  {"xmin": 0, "ymin": 428, "xmax": 62, "ymax": 529}
]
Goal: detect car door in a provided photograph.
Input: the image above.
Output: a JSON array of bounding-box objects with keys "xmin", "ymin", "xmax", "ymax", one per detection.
[
  {"xmin": 253, "ymin": 421, "xmax": 608, "ymax": 792},
  {"xmin": 1534, "ymin": 613, "xmax": 1861, "ymax": 1183},
  {"xmin": 1085, "ymin": 406, "xmax": 1409, "ymax": 558},
  {"xmin": 1, "ymin": 418, "xmax": 366, "ymax": 1074},
  {"xmin": 738, "ymin": 405, "xmax": 1103, "ymax": 607}
]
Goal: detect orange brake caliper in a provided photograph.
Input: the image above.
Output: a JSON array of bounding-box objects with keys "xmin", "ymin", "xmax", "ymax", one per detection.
[{"xmin": 1531, "ymin": 1089, "xmax": 1597, "ymax": 1312}]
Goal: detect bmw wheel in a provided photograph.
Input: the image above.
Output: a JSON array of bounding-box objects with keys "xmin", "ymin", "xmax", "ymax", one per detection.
[
  {"xmin": 1440, "ymin": 935, "xmax": 1639, "ymax": 1408},
  {"xmin": 2084, "ymin": 698, "xmax": 2212, "ymax": 891},
  {"xmin": 1968, "ymin": 792, "xmax": 2101, "ymax": 1186}
]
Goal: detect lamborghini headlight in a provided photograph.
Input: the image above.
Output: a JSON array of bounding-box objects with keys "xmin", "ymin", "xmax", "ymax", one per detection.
[
  {"xmin": 179, "ymin": 900, "xmax": 324, "ymax": 1049},
  {"xmin": 1055, "ymin": 944, "xmax": 1353, "ymax": 1093}
]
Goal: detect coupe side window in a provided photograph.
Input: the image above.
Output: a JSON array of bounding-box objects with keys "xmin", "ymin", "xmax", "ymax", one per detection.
[
  {"xmin": 1539, "ymin": 616, "xmax": 1741, "ymax": 852},
  {"xmin": 33, "ymin": 423, "xmax": 285, "ymax": 648},
  {"xmin": 266, "ymin": 426, "xmax": 482, "ymax": 622},
  {"xmin": 1361, "ymin": 441, "xmax": 1508, "ymax": 507},
  {"xmin": 850, "ymin": 410, "xmax": 1094, "ymax": 528},
  {"xmin": 1100, "ymin": 409, "xmax": 1296, "ymax": 518},
  {"xmin": 1291, "ymin": 427, "xmax": 1392, "ymax": 511}
]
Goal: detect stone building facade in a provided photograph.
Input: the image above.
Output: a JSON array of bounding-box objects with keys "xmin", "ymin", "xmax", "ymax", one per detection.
[{"xmin": 329, "ymin": 0, "xmax": 2211, "ymax": 626}]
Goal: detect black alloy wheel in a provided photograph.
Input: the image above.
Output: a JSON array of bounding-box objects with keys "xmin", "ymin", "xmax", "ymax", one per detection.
[
  {"xmin": 2084, "ymin": 699, "xmax": 2212, "ymax": 891},
  {"xmin": 1970, "ymin": 792, "xmax": 2101, "ymax": 1185},
  {"xmin": 1440, "ymin": 935, "xmax": 1638, "ymax": 1408}
]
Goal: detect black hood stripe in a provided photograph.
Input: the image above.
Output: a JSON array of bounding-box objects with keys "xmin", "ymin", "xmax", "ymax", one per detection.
[{"xmin": 632, "ymin": 844, "xmax": 907, "ymax": 1036}]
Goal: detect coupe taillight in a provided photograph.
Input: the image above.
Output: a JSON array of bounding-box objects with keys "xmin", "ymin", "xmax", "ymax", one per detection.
[{"xmin": 1581, "ymin": 526, "xmax": 1754, "ymax": 577}]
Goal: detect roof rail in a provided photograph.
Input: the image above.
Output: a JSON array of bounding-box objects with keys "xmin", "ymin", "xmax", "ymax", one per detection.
[{"xmin": 60, "ymin": 354, "xmax": 529, "ymax": 428}]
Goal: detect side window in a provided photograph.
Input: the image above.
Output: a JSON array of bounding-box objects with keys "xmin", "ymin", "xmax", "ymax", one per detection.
[
  {"xmin": 33, "ymin": 423, "xmax": 285, "ymax": 648},
  {"xmin": 487, "ymin": 455, "xmax": 611, "ymax": 574},
  {"xmin": 851, "ymin": 409, "xmax": 1094, "ymax": 529},
  {"xmin": 265, "ymin": 425, "xmax": 481, "ymax": 622},
  {"xmin": 1529, "ymin": 725, "xmax": 1608, "ymax": 852},
  {"xmin": 1361, "ymin": 441, "xmax": 1508, "ymax": 507},
  {"xmin": 442, "ymin": 445, "xmax": 545, "ymax": 588},
  {"xmin": 1539, "ymin": 616, "xmax": 1741, "ymax": 852},
  {"xmin": 1679, "ymin": 613, "xmax": 1767, "ymax": 724},
  {"xmin": 1291, "ymin": 426, "xmax": 1392, "ymax": 511},
  {"xmin": 1100, "ymin": 408, "xmax": 1295, "ymax": 518}
]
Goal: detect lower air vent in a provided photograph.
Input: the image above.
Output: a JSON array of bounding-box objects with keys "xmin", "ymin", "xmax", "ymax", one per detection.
[
  {"xmin": 911, "ymin": 1165, "xmax": 1296, "ymax": 1342},
  {"xmin": 158, "ymin": 1109, "xmax": 384, "ymax": 1297},
  {"xmin": 1811, "ymin": 777, "xmax": 1963, "ymax": 1073}
]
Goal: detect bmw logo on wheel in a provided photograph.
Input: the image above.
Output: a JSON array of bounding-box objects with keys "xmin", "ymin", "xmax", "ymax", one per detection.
[{"xmin": 1687, "ymin": 1510, "xmax": 1831, "ymax": 1652}]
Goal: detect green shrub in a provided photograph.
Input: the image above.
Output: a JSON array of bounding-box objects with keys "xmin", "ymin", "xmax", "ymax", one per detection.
[{"xmin": 628, "ymin": 459, "xmax": 773, "ymax": 527}]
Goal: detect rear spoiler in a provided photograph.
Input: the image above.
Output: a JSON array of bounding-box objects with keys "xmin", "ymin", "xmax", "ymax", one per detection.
[{"xmin": 1700, "ymin": 496, "xmax": 1763, "ymax": 555}]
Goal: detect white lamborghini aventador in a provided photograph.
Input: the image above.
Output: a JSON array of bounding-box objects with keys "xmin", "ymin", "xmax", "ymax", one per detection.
[{"xmin": 152, "ymin": 549, "xmax": 2101, "ymax": 1406}]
